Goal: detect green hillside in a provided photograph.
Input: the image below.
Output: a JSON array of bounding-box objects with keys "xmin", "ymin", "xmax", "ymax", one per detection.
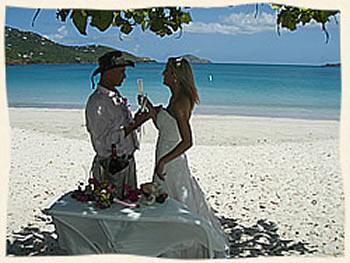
[{"xmin": 5, "ymin": 26, "xmax": 156, "ymax": 65}]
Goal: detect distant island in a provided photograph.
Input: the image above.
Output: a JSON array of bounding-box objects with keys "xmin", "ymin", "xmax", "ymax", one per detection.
[
  {"xmin": 183, "ymin": 54, "xmax": 212, "ymax": 64},
  {"xmin": 322, "ymin": 63, "xmax": 341, "ymax": 67},
  {"xmin": 5, "ymin": 26, "xmax": 156, "ymax": 65}
]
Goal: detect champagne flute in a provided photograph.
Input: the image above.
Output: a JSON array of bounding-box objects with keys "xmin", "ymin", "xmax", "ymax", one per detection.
[{"xmin": 137, "ymin": 79, "xmax": 147, "ymax": 112}]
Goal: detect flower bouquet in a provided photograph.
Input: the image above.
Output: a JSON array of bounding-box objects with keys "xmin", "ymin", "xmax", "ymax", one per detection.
[
  {"xmin": 71, "ymin": 178, "xmax": 120, "ymax": 209},
  {"xmin": 120, "ymin": 182, "xmax": 168, "ymax": 206},
  {"xmin": 71, "ymin": 178, "xmax": 168, "ymax": 209},
  {"xmin": 138, "ymin": 182, "xmax": 168, "ymax": 205}
]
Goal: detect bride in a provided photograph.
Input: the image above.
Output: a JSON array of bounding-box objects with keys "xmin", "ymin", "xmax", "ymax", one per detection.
[{"xmin": 140, "ymin": 57, "xmax": 229, "ymax": 258}]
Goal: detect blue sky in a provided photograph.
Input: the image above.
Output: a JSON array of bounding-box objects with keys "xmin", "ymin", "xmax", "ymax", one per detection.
[{"xmin": 5, "ymin": 4, "xmax": 340, "ymax": 64}]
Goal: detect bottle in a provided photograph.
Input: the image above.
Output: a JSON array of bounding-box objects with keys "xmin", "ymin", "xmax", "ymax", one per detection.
[{"xmin": 109, "ymin": 144, "xmax": 121, "ymax": 174}]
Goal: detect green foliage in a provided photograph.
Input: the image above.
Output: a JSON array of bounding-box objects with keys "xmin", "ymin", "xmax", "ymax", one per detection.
[
  {"xmin": 71, "ymin": 10, "xmax": 88, "ymax": 35},
  {"xmin": 271, "ymin": 4, "xmax": 339, "ymax": 42},
  {"xmin": 89, "ymin": 10, "xmax": 114, "ymax": 32},
  {"xmin": 275, "ymin": 5, "xmax": 338, "ymax": 30},
  {"xmin": 56, "ymin": 7, "xmax": 192, "ymax": 38}
]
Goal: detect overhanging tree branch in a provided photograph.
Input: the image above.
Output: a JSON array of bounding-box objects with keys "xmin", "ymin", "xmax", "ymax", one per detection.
[
  {"xmin": 55, "ymin": 7, "xmax": 192, "ymax": 38},
  {"xmin": 31, "ymin": 5, "xmax": 339, "ymax": 42},
  {"xmin": 271, "ymin": 4, "xmax": 339, "ymax": 43}
]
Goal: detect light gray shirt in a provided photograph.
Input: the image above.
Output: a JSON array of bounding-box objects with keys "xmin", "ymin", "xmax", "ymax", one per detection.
[{"xmin": 85, "ymin": 85, "xmax": 139, "ymax": 158}]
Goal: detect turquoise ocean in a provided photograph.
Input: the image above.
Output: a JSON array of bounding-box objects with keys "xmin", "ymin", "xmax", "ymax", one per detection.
[{"xmin": 5, "ymin": 63, "xmax": 341, "ymax": 120}]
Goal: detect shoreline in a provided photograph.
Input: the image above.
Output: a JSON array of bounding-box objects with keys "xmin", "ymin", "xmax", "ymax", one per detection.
[
  {"xmin": 6, "ymin": 106, "xmax": 341, "ymax": 122},
  {"xmin": 7, "ymin": 107, "xmax": 340, "ymax": 146}
]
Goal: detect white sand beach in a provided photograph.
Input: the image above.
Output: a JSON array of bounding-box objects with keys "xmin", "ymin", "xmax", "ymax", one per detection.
[{"xmin": 6, "ymin": 107, "xmax": 344, "ymax": 257}]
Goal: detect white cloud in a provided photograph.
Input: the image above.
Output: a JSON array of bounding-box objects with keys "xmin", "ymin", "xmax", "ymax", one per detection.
[
  {"xmin": 133, "ymin": 44, "xmax": 141, "ymax": 53},
  {"xmin": 184, "ymin": 11, "xmax": 340, "ymax": 36},
  {"xmin": 48, "ymin": 25, "xmax": 69, "ymax": 41},
  {"xmin": 184, "ymin": 12, "xmax": 276, "ymax": 35},
  {"xmin": 58, "ymin": 25, "xmax": 68, "ymax": 34}
]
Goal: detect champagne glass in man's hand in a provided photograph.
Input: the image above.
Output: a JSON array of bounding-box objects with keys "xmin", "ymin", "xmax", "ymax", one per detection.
[{"xmin": 137, "ymin": 79, "xmax": 147, "ymax": 112}]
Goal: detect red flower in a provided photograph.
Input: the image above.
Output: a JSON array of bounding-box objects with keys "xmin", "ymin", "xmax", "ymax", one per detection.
[
  {"xmin": 89, "ymin": 178, "xmax": 100, "ymax": 186},
  {"xmin": 125, "ymin": 184, "xmax": 133, "ymax": 192},
  {"xmin": 129, "ymin": 192, "xmax": 139, "ymax": 202}
]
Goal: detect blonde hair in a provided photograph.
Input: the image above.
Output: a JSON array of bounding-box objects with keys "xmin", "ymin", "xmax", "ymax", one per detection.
[{"xmin": 168, "ymin": 57, "xmax": 200, "ymax": 110}]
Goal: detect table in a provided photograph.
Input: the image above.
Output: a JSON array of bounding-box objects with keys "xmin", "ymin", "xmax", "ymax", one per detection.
[{"xmin": 45, "ymin": 192, "xmax": 227, "ymax": 258}]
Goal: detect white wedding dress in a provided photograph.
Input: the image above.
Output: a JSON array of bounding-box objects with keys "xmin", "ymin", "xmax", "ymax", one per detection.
[{"xmin": 154, "ymin": 108, "xmax": 229, "ymax": 258}]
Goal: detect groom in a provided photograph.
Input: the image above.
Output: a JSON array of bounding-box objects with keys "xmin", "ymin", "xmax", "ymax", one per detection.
[{"xmin": 85, "ymin": 51, "xmax": 140, "ymax": 188}]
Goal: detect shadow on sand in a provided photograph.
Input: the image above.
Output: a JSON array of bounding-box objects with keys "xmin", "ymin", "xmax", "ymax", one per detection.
[
  {"xmin": 219, "ymin": 216, "xmax": 317, "ymax": 258},
  {"xmin": 6, "ymin": 216, "xmax": 316, "ymax": 257},
  {"xmin": 6, "ymin": 225, "xmax": 68, "ymax": 256}
]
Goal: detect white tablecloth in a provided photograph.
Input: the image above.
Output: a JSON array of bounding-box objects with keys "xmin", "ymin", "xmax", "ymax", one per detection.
[{"xmin": 45, "ymin": 192, "xmax": 227, "ymax": 258}]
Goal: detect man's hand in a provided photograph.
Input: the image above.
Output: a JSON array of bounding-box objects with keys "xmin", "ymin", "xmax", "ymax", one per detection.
[
  {"xmin": 137, "ymin": 95, "xmax": 146, "ymax": 108},
  {"xmin": 124, "ymin": 110, "xmax": 150, "ymax": 136}
]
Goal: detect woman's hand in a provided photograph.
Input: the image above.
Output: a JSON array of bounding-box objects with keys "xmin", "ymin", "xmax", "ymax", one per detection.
[
  {"xmin": 155, "ymin": 159, "xmax": 166, "ymax": 181},
  {"xmin": 148, "ymin": 105, "xmax": 160, "ymax": 121},
  {"xmin": 134, "ymin": 110, "xmax": 149, "ymax": 124}
]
